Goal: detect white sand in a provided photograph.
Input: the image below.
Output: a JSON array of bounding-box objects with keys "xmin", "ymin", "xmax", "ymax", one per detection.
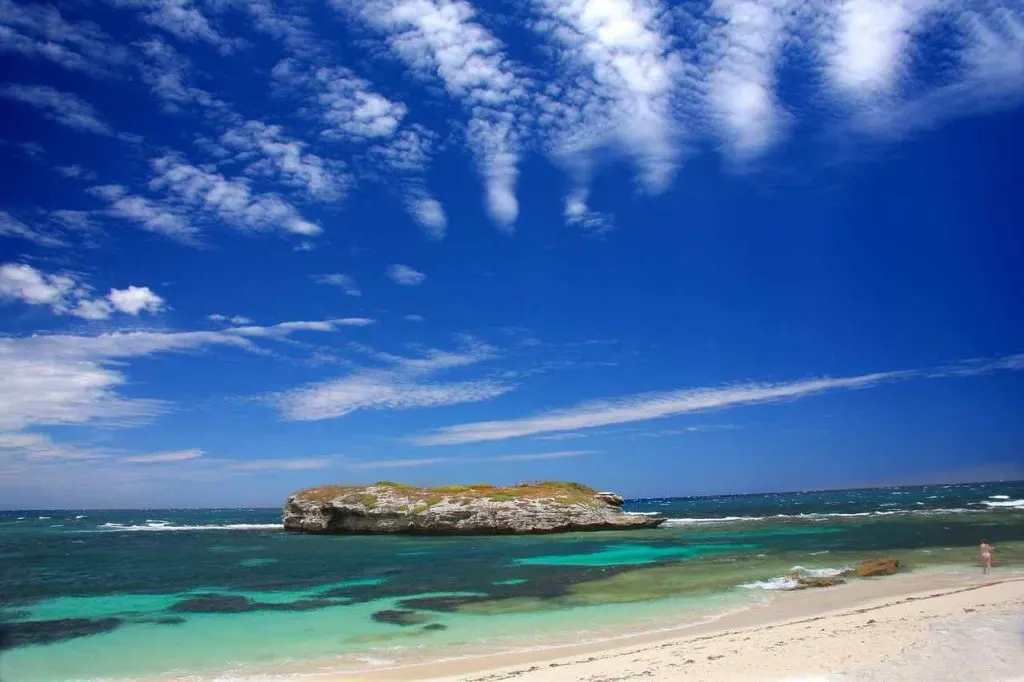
[{"xmin": 348, "ymin": 571, "xmax": 1024, "ymax": 682}]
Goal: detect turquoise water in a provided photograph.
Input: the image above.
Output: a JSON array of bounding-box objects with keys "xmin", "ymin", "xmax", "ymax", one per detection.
[{"xmin": 2, "ymin": 482, "xmax": 1023, "ymax": 680}]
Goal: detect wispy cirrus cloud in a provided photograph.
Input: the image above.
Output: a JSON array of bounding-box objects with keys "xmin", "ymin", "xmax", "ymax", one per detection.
[
  {"xmin": 339, "ymin": 0, "xmax": 530, "ymax": 229},
  {"xmin": 0, "ymin": 0, "xmax": 128, "ymax": 76},
  {"xmin": 387, "ymin": 264, "xmax": 426, "ymax": 286},
  {"xmin": 341, "ymin": 449, "xmax": 593, "ymax": 470},
  {"xmin": 0, "ymin": 317, "xmax": 373, "ymax": 433},
  {"xmin": 0, "ymin": 210, "xmax": 67, "ymax": 248},
  {"xmin": 703, "ymin": 0, "xmax": 794, "ymax": 160},
  {"xmin": 88, "ymin": 185, "xmax": 198, "ymax": 244},
  {"xmin": 107, "ymin": 0, "xmax": 237, "ymax": 52},
  {"xmin": 270, "ymin": 339, "xmax": 513, "ymax": 421},
  {"xmin": 219, "ymin": 120, "xmax": 349, "ymax": 201},
  {"xmin": 314, "ymin": 273, "xmax": 361, "ymax": 297},
  {"xmin": 121, "ymin": 448, "xmax": 204, "ymax": 463},
  {"xmin": 272, "ymin": 57, "xmax": 448, "ymax": 239},
  {"xmin": 532, "ymin": 0, "xmax": 682, "ymax": 222},
  {"xmin": 0, "ymin": 84, "xmax": 114, "ymax": 135},
  {"xmin": 90, "ymin": 152, "xmax": 323, "ymax": 244},
  {"xmin": 413, "ymin": 353, "xmax": 1024, "ymax": 445}
]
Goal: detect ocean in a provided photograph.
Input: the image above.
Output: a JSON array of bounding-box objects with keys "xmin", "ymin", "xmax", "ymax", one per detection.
[{"xmin": 2, "ymin": 482, "xmax": 1022, "ymax": 681}]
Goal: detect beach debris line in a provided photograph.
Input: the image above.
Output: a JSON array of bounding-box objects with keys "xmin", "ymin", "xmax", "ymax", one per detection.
[{"xmin": 283, "ymin": 481, "xmax": 665, "ymax": 534}]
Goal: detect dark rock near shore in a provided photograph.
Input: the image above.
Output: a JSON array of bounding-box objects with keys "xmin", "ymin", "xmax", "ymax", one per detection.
[{"xmin": 842, "ymin": 557, "xmax": 901, "ymax": 577}]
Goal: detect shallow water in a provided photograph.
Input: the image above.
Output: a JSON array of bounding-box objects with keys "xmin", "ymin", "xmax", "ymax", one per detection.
[{"xmin": 1, "ymin": 481, "xmax": 1022, "ymax": 681}]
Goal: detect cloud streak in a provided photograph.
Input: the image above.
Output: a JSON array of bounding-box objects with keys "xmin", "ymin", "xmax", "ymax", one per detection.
[
  {"xmin": 271, "ymin": 339, "xmax": 513, "ymax": 421},
  {"xmin": 413, "ymin": 353, "xmax": 1024, "ymax": 445},
  {"xmin": 0, "ymin": 84, "xmax": 114, "ymax": 135},
  {"xmin": 0, "ymin": 317, "xmax": 373, "ymax": 432}
]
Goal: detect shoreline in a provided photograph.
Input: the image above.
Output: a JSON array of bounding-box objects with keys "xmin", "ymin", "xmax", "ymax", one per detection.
[{"xmin": 323, "ymin": 568, "xmax": 1024, "ymax": 682}]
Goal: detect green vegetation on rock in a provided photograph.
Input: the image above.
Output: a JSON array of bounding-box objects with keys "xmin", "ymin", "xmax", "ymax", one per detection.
[{"xmin": 292, "ymin": 481, "xmax": 599, "ymax": 505}]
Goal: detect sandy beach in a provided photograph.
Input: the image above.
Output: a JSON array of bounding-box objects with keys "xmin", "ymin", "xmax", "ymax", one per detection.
[{"xmin": 346, "ymin": 570, "xmax": 1024, "ymax": 682}]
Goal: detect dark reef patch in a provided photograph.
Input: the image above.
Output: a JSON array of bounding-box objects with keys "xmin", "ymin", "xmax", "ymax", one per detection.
[
  {"xmin": 4, "ymin": 617, "xmax": 122, "ymax": 648},
  {"xmin": 371, "ymin": 610, "xmax": 430, "ymax": 626}
]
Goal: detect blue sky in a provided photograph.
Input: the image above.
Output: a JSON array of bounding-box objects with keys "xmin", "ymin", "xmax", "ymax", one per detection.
[{"xmin": 1, "ymin": 0, "xmax": 1023, "ymax": 509}]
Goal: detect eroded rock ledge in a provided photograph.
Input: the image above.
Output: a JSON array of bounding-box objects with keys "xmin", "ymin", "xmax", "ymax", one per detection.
[{"xmin": 283, "ymin": 482, "xmax": 664, "ymax": 535}]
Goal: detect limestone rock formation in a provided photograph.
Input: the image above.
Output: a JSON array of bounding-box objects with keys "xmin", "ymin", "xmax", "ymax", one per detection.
[
  {"xmin": 594, "ymin": 491, "xmax": 625, "ymax": 506},
  {"xmin": 842, "ymin": 557, "xmax": 901, "ymax": 577},
  {"xmin": 283, "ymin": 482, "xmax": 663, "ymax": 535}
]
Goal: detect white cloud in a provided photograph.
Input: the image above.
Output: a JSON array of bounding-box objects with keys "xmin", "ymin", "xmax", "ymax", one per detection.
[
  {"xmin": 108, "ymin": 286, "xmax": 166, "ymax": 315},
  {"xmin": 271, "ymin": 340, "xmax": 513, "ymax": 421},
  {"xmin": 271, "ymin": 59, "xmax": 446, "ymax": 239},
  {"xmin": 0, "ymin": 263, "xmax": 164, "ymax": 320},
  {"xmin": 313, "ymin": 273, "xmax": 361, "ymax": 296},
  {"xmin": 0, "ymin": 0, "xmax": 127, "ymax": 76},
  {"xmin": 113, "ymin": 195, "xmax": 198, "ymax": 242},
  {"xmin": 0, "ymin": 430, "xmax": 106, "ymax": 460},
  {"xmin": 136, "ymin": 38, "xmax": 236, "ymax": 117},
  {"xmin": 534, "ymin": 0, "xmax": 682, "ymax": 197},
  {"xmin": 824, "ymin": 0, "xmax": 935, "ymax": 100},
  {"xmin": 564, "ymin": 187, "xmax": 613, "ymax": 233},
  {"xmin": 846, "ymin": 7, "xmax": 1024, "ymax": 137},
  {"xmin": 0, "ymin": 210, "xmax": 67, "ymax": 247},
  {"xmin": 404, "ymin": 314, "xmax": 425, "ymax": 322},
  {"xmin": 343, "ymin": 0, "xmax": 530, "ymax": 229},
  {"xmin": 108, "ymin": 0, "xmax": 235, "ymax": 51},
  {"xmin": 208, "ymin": 313, "xmax": 253, "ymax": 325},
  {"xmin": 703, "ymin": 0, "xmax": 793, "ymax": 160},
  {"xmin": 54, "ymin": 164, "xmax": 97, "ymax": 180},
  {"xmin": 387, "ymin": 264, "xmax": 426, "ymax": 286},
  {"xmin": 413, "ymin": 353, "xmax": 1024, "ymax": 444},
  {"xmin": 146, "ymin": 154, "xmax": 322, "ymax": 237},
  {"xmin": 0, "ymin": 84, "xmax": 113, "ymax": 135},
  {"xmin": 0, "ymin": 263, "xmax": 79, "ymax": 309},
  {"xmin": 220, "ymin": 120, "xmax": 348, "ymax": 200},
  {"xmin": 0, "ymin": 317, "xmax": 370, "ymax": 432},
  {"xmin": 121, "ymin": 448, "xmax": 203, "ymax": 463},
  {"xmin": 408, "ymin": 195, "xmax": 447, "ymax": 239}
]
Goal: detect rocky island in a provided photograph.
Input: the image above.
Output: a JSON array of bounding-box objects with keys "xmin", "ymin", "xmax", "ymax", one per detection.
[{"xmin": 283, "ymin": 481, "xmax": 664, "ymax": 534}]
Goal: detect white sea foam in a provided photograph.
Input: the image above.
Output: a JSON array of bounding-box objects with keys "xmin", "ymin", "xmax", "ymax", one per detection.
[
  {"xmin": 740, "ymin": 576, "xmax": 800, "ymax": 591},
  {"xmin": 989, "ymin": 495, "xmax": 1010, "ymax": 499},
  {"xmin": 74, "ymin": 514, "xmax": 86, "ymax": 519},
  {"xmin": 980, "ymin": 499, "xmax": 1024, "ymax": 508},
  {"xmin": 660, "ymin": 507, "xmax": 984, "ymax": 526},
  {"xmin": 741, "ymin": 566, "xmax": 848, "ymax": 590},
  {"xmin": 95, "ymin": 522, "xmax": 281, "ymax": 532},
  {"xmin": 625, "ymin": 511, "xmax": 663, "ymax": 517},
  {"xmin": 37, "ymin": 516, "xmax": 50, "ymax": 520},
  {"xmin": 789, "ymin": 565, "xmax": 848, "ymax": 578},
  {"xmin": 809, "ymin": 550, "xmax": 830, "ymax": 555},
  {"xmin": 662, "ymin": 516, "xmax": 765, "ymax": 526}
]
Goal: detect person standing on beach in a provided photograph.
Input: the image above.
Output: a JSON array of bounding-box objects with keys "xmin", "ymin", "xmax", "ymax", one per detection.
[{"xmin": 980, "ymin": 540, "xmax": 993, "ymax": 575}]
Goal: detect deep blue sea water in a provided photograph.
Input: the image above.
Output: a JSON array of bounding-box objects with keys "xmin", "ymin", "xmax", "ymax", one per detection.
[{"xmin": 2, "ymin": 482, "xmax": 1022, "ymax": 681}]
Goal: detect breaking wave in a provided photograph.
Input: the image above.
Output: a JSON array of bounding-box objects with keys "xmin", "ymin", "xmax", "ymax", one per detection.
[
  {"xmin": 660, "ymin": 508, "xmax": 989, "ymax": 526},
  {"xmin": 980, "ymin": 499, "xmax": 1024, "ymax": 508},
  {"xmin": 96, "ymin": 521, "xmax": 281, "ymax": 532},
  {"xmin": 740, "ymin": 565, "xmax": 850, "ymax": 591}
]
